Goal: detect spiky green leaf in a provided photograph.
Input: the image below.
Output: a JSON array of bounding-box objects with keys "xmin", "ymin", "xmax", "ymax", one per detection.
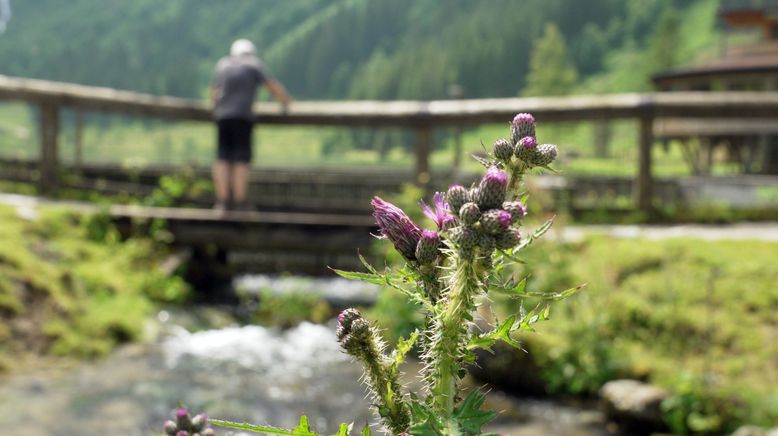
[
  {"xmin": 360, "ymin": 425, "xmax": 371, "ymax": 436},
  {"xmin": 331, "ymin": 268, "xmax": 385, "ymax": 285},
  {"xmin": 452, "ymin": 390, "xmax": 497, "ymax": 434},
  {"xmin": 211, "ymin": 418, "xmax": 317, "ymax": 435},
  {"xmin": 333, "ymin": 423, "xmax": 352, "ymax": 436}
]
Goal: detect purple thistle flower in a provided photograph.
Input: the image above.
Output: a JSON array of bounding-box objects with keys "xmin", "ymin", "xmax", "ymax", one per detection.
[
  {"xmin": 511, "ymin": 112, "xmax": 536, "ymax": 143},
  {"xmin": 480, "ymin": 209, "xmax": 512, "ymax": 234},
  {"xmin": 415, "ymin": 229, "xmax": 441, "ymax": 265},
  {"xmin": 371, "ymin": 196, "xmax": 422, "ymax": 261},
  {"xmin": 176, "ymin": 432, "xmax": 188, "ymax": 436},
  {"xmin": 515, "ymin": 136, "xmax": 539, "ymax": 162},
  {"xmin": 519, "ymin": 136, "xmax": 537, "ymax": 149},
  {"xmin": 420, "ymin": 192, "xmax": 455, "ymax": 230},
  {"xmin": 512, "ymin": 113, "xmax": 535, "ymax": 126},
  {"xmin": 474, "ymin": 167, "xmax": 508, "ymax": 210}
]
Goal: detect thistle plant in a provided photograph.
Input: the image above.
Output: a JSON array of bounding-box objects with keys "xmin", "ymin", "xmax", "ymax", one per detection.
[
  {"xmin": 213, "ymin": 113, "xmax": 583, "ymax": 436},
  {"xmin": 163, "ymin": 408, "xmax": 215, "ymax": 436}
]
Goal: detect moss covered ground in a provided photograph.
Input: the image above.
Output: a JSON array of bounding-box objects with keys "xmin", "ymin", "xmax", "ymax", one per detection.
[{"xmin": 0, "ymin": 205, "xmax": 188, "ymax": 369}]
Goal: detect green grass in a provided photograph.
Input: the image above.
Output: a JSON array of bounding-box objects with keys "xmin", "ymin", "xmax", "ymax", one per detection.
[
  {"xmin": 0, "ymin": 205, "xmax": 188, "ymax": 364},
  {"xmin": 506, "ymin": 236, "xmax": 778, "ymax": 433}
]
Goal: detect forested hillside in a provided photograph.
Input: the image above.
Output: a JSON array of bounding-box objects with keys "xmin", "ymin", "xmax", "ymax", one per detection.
[{"xmin": 0, "ymin": 0, "xmax": 719, "ymax": 99}]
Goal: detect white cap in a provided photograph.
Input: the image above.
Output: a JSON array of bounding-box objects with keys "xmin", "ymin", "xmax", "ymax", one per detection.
[{"xmin": 230, "ymin": 39, "xmax": 256, "ymax": 57}]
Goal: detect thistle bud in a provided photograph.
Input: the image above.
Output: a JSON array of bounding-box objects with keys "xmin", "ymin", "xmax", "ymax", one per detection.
[
  {"xmin": 175, "ymin": 409, "xmax": 192, "ymax": 430},
  {"xmin": 451, "ymin": 226, "xmax": 478, "ymax": 259},
  {"xmin": 474, "ymin": 167, "xmax": 507, "ymax": 210},
  {"xmin": 531, "ymin": 143, "xmax": 558, "ymax": 167},
  {"xmin": 477, "ymin": 233, "xmax": 496, "ymax": 253},
  {"xmin": 502, "ymin": 201, "xmax": 527, "ymax": 223},
  {"xmin": 177, "ymin": 432, "xmax": 188, "ymax": 436},
  {"xmin": 349, "ymin": 318, "xmax": 372, "ymax": 341},
  {"xmin": 337, "ymin": 308, "xmax": 363, "ymax": 340},
  {"xmin": 495, "ymin": 228, "xmax": 522, "ymax": 250},
  {"xmin": 446, "ymin": 185, "xmax": 470, "ymax": 217},
  {"xmin": 493, "ymin": 138, "xmax": 514, "ymax": 163},
  {"xmin": 511, "ymin": 113, "xmax": 536, "ymax": 144},
  {"xmin": 202, "ymin": 429, "xmax": 216, "ymax": 436},
  {"xmin": 515, "ymin": 136, "xmax": 538, "ymax": 163},
  {"xmin": 371, "ymin": 196, "xmax": 422, "ymax": 261},
  {"xmin": 164, "ymin": 420, "xmax": 178, "ymax": 435},
  {"xmin": 480, "ymin": 209, "xmax": 512, "ymax": 235},
  {"xmin": 191, "ymin": 414, "xmax": 207, "ymax": 432},
  {"xmin": 458, "ymin": 202, "xmax": 481, "ymax": 226},
  {"xmin": 415, "ymin": 230, "xmax": 441, "ymax": 265}
]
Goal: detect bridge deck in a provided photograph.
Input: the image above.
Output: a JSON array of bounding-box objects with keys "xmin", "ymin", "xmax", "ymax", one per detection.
[{"xmin": 0, "ymin": 193, "xmax": 378, "ymax": 275}]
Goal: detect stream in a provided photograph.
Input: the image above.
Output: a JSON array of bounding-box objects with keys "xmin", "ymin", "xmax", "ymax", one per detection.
[{"xmin": 0, "ymin": 275, "xmax": 611, "ymax": 436}]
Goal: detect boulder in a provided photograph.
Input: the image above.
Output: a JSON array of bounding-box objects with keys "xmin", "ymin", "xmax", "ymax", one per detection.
[{"xmin": 600, "ymin": 379, "xmax": 669, "ymax": 434}]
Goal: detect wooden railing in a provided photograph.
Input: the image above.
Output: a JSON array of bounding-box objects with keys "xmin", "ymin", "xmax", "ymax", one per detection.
[{"xmin": 2, "ymin": 74, "xmax": 778, "ymax": 211}]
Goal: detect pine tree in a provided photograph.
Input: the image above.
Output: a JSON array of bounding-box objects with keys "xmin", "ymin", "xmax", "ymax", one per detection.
[{"xmin": 522, "ymin": 23, "xmax": 578, "ymax": 97}]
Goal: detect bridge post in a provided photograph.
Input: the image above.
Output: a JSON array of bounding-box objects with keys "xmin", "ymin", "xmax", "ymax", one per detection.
[
  {"xmin": 634, "ymin": 114, "xmax": 655, "ymax": 213},
  {"xmin": 39, "ymin": 101, "xmax": 60, "ymax": 194},
  {"xmin": 414, "ymin": 126, "xmax": 431, "ymax": 186}
]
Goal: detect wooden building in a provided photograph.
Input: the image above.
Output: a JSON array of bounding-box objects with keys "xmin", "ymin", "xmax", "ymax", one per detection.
[{"xmin": 652, "ymin": 0, "xmax": 778, "ymax": 174}]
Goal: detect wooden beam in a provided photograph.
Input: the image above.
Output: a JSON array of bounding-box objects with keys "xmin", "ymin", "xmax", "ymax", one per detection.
[
  {"xmin": 4, "ymin": 75, "xmax": 778, "ymax": 128},
  {"xmin": 635, "ymin": 115, "xmax": 655, "ymax": 212},
  {"xmin": 38, "ymin": 102, "xmax": 59, "ymax": 193},
  {"xmin": 74, "ymin": 110, "xmax": 84, "ymax": 172},
  {"xmin": 414, "ymin": 126, "xmax": 431, "ymax": 186}
]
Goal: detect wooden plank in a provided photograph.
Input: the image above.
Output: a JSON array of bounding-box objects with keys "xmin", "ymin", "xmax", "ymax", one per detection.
[{"xmin": 38, "ymin": 102, "xmax": 59, "ymax": 193}]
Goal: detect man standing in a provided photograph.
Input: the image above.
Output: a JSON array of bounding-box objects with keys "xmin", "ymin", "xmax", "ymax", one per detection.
[{"xmin": 211, "ymin": 38, "xmax": 292, "ymax": 211}]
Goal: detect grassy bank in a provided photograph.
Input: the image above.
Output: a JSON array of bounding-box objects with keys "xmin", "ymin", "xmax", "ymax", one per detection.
[
  {"xmin": 0, "ymin": 205, "xmax": 188, "ymax": 370},
  {"xmin": 368, "ymin": 235, "xmax": 778, "ymax": 433}
]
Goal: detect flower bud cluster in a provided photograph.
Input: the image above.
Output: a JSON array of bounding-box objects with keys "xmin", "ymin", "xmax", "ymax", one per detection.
[
  {"xmin": 492, "ymin": 112, "xmax": 558, "ymax": 168},
  {"xmin": 446, "ymin": 167, "xmax": 525, "ymax": 259},
  {"xmin": 336, "ymin": 308, "xmax": 375, "ymax": 357},
  {"xmin": 163, "ymin": 409, "xmax": 214, "ymax": 436}
]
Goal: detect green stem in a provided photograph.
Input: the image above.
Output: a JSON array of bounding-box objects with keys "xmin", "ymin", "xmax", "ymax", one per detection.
[
  {"xmin": 429, "ymin": 254, "xmax": 482, "ymax": 424},
  {"xmin": 506, "ymin": 161, "xmax": 526, "ymax": 200}
]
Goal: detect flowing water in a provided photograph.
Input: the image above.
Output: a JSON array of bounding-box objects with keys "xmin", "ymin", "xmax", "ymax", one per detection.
[{"xmin": 0, "ymin": 275, "xmax": 611, "ymax": 436}]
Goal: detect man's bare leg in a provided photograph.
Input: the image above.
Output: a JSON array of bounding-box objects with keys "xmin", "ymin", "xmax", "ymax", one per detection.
[
  {"xmin": 212, "ymin": 160, "xmax": 230, "ymax": 209},
  {"xmin": 231, "ymin": 162, "xmax": 251, "ymax": 208}
]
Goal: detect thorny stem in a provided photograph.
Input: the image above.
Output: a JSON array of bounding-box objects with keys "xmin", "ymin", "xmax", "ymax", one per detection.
[
  {"xmin": 428, "ymin": 253, "xmax": 483, "ymax": 425},
  {"xmin": 356, "ymin": 333, "xmax": 411, "ymax": 434}
]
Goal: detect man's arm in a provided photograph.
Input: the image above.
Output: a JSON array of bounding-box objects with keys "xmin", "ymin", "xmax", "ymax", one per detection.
[{"xmin": 265, "ymin": 78, "xmax": 293, "ymax": 108}]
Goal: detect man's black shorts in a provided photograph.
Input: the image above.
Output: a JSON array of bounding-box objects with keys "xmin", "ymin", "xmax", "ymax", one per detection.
[{"xmin": 217, "ymin": 118, "xmax": 253, "ymax": 163}]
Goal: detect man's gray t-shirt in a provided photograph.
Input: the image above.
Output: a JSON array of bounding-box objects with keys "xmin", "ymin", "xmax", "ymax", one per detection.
[{"xmin": 213, "ymin": 55, "xmax": 267, "ymax": 121}]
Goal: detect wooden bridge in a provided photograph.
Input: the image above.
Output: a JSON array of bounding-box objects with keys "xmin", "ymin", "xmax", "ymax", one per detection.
[{"xmin": 2, "ymin": 75, "xmax": 778, "ymax": 274}]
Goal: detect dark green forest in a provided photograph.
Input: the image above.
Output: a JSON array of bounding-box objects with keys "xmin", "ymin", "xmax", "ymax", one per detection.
[{"xmin": 0, "ymin": 0, "xmax": 720, "ymax": 100}]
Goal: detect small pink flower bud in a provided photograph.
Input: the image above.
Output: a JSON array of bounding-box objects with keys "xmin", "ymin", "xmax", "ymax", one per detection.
[
  {"xmin": 474, "ymin": 167, "xmax": 508, "ymax": 210},
  {"xmin": 502, "ymin": 201, "xmax": 527, "ymax": 223},
  {"xmin": 337, "ymin": 308, "xmax": 363, "ymax": 340},
  {"xmin": 511, "ymin": 113, "xmax": 536, "ymax": 143},
  {"xmin": 175, "ymin": 409, "xmax": 192, "ymax": 430},
  {"xmin": 191, "ymin": 414, "xmax": 207, "ymax": 431},
  {"xmin": 493, "ymin": 138, "xmax": 514, "ymax": 162},
  {"xmin": 515, "ymin": 136, "xmax": 538, "ymax": 162},
  {"xmin": 495, "ymin": 228, "xmax": 522, "ymax": 250},
  {"xmin": 164, "ymin": 420, "xmax": 178, "ymax": 435},
  {"xmin": 446, "ymin": 185, "xmax": 470, "ymax": 218},
  {"xmin": 480, "ymin": 210, "xmax": 512, "ymax": 235},
  {"xmin": 415, "ymin": 230, "xmax": 441, "ymax": 265},
  {"xmin": 458, "ymin": 202, "xmax": 481, "ymax": 226}
]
